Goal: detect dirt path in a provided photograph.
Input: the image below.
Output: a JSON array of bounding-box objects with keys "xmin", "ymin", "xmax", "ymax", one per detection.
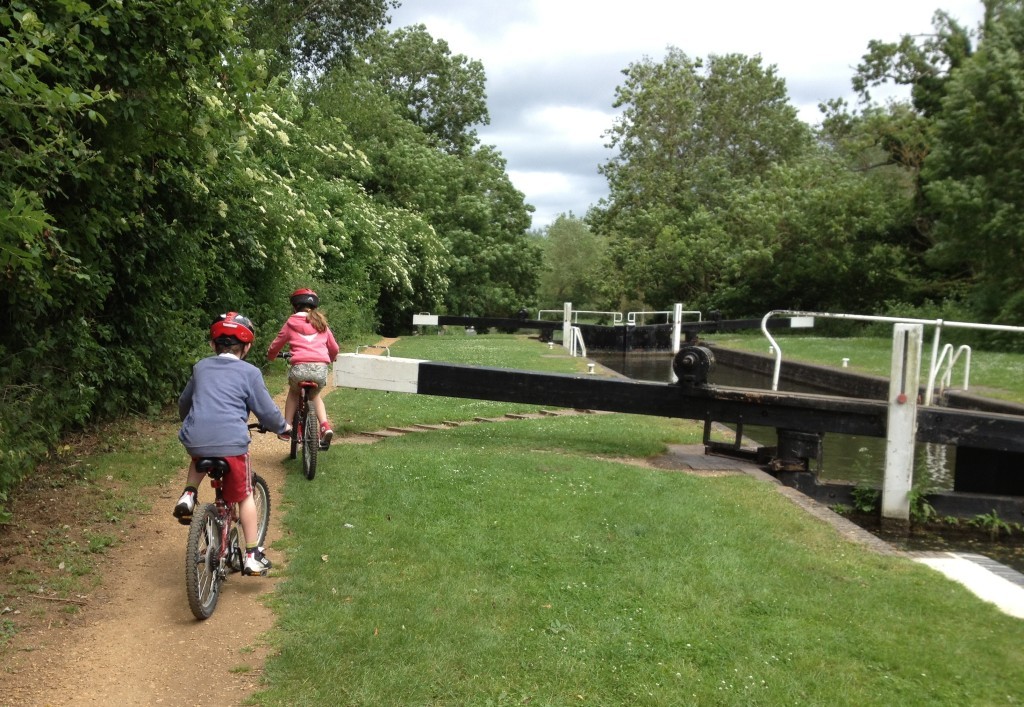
[
  {"xmin": 2, "ymin": 415, "xmax": 287, "ymax": 706},
  {"xmin": 0, "ymin": 372, "xmax": 349, "ymax": 706}
]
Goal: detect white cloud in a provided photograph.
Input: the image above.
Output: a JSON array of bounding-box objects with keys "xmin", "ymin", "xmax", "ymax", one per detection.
[
  {"xmin": 524, "ymin": 106, "xmax": 616, "ymax": 147},
  {"xmin": 510, "ymin": 170, "xmax": 573, "ymax": 197}
]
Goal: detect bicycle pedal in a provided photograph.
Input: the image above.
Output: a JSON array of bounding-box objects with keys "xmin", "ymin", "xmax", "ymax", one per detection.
[{"xmin": 176, "ymin": 515, "xmax": 192, "ymax": 526}]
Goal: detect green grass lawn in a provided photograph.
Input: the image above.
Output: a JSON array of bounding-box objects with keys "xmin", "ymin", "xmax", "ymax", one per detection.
[
  {"xmin": 253, "ymin": 334, "xmax": 1024, "ymax": 706},
  {"xmin": 709, "ymin": 333, "xmax": 1024, "ymax": 405}
]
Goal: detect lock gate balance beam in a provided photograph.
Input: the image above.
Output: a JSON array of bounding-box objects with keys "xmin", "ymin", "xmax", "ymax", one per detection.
[{"xmin": 334, "ymin": 353, "xmax": 1024, "ymax": 455}]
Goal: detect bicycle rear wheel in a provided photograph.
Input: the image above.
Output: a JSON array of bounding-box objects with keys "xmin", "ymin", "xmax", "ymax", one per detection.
[
  {"xmin": 251, "ymin": 474, "xmax": 271, "ymax": 546},
  {"xmin": 302, "ymin": 408, "xmax": 318, "ymax": 480},
  {"xmin": 186, "ymin": 504, "xmax": 222, "ymax": 620}
]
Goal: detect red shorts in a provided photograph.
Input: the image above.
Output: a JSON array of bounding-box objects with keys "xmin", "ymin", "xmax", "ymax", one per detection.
[{"xmin": 192, "ymin": 453, "xmax": 253, "ymax": 505}]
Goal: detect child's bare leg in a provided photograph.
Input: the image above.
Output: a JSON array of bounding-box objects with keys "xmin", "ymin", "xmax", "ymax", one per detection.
[
  {"xmin": 173, "ymin": 460, "xmax": 205, "ymax": 520},
  {"xmin": 185, "ymin": 460, "xmax": 206, "ymax": 489},
  {"xmin": 239, "ymin": 494, "xmax": 271, "ymax": 574},
  {"xmin": 239, "ymin": 495, "xmax": 258, "ymax": 548},
  {"xmin": 311, "ymin": 390, "xmax": 328, "ymax": 424},
  {"xmin": 283, "ymin": 387, "xmax": 298, "ymax": 423}
]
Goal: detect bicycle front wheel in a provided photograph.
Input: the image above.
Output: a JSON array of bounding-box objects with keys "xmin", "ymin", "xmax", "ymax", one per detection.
[
  {"xmin": 251, "ymin": 474, "xmax": 271, "ymax": 547},
  {"xmin": 302, "ymin": 407, "xmax": 318, "ymax": 480},
  {"xmin": 289, "ymin": 404, "xmax": 301, "ymax": 460},
  {"xmin": 186, "ymin": 504, "xmax": 222, "ymax": 620}
]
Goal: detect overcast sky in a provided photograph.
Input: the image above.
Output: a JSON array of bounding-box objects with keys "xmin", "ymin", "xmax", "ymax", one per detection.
[{"xmin": 387, "ymin": 1, "xmax": 987, "ymax": 230}]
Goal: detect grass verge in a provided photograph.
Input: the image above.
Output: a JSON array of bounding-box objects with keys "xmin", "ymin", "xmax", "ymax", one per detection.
[
  {"xmin": 255, "ymin": 334, "xmax": 1024, "ymax": 705},
  {"xmin": 710, "ymin": 333, "xmax": 1024, "ymax": 404},
  {"xmin": 0, "ymin": 417, "xmax": 183, "ymax": 611}
]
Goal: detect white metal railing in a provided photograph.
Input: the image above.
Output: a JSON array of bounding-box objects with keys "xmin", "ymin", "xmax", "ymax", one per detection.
[
  {"xmin": 759, "ymin": 310, "xmax": 1024, "ymax": 402},
  {"xmin": 538, "ymin": 309, "xmax": 622, "ymax": 324},
  {"xmin": 577, "ymin": 310, "xmax": 623, "ymax": 324},
  {"xmin": 627, "ymin": 310, "xmax": 671, "ymax": 325},
  {"xmin": 569, "ymin": 326, "xmax": 587, "ymax": 357},
  {"xmin": 928, "ymin": 344, "xmax": 971, "ymax": 405},
  {"xmin": 553, "ymin": 303, "xmax": 696, "ymax": 354},
  {"xmin": 622, "ymin": 307, "xmax": 704, "ymax": 325}
]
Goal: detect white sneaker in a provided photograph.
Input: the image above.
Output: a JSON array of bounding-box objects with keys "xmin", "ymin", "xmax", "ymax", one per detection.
[
  {"xmin": 172, "ymin": 490, "xmax": 196, "ymax": 524},
  {"xmin": 243, "ymin": 548, "xmax": 272, "ymax": 576}
]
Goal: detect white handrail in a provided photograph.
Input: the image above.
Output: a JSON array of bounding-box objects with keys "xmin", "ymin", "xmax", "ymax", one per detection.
[
  {"xmin": 925, "ymin": 344, "xmax": 971, "ymax": 405},
  {"xmin": 627, "ymin": 310, "xmax": 673, "ymax": 325},
  {"xmin": 539, "ymin": 309, "xmax": 623, "ymax": 324},
  {"xmin": 760, "ymin": 309, "xmax": 1024, "ymax": 400},
  {"xmin": 569, "ymin": 326, "xmax": 587, "ymax": 357},
  {"xmin": 574, "ymin": 310, "xmax": 623, "ymax": 324}
]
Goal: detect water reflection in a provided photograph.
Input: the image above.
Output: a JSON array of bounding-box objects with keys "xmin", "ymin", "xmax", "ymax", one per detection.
[{"xmin": 590, "ymin": 351, "xmax": 956, "ymax": 490}]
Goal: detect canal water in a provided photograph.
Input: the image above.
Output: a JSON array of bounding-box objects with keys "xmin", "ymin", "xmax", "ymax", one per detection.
[{"xmin": 590, "ymin": 351, "xmax": 953, "ymax": 489}]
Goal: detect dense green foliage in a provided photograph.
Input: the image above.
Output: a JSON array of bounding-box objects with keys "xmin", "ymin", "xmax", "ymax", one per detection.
[
  {"xmin": 923, "ymin": 1, "xmax": 1024, "ymax": 324},
  {"xmin": 534, "ymin": 214, "xmax": 612, "ymax": 310},
  {"xmin": 0, "ymin": 1, "xmax": 538, "ymax": 511}
]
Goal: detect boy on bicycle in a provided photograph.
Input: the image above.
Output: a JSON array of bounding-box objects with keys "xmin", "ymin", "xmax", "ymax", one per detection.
[{"xmin": 174, "ymin": 312, "xmax": 290, "ymax": 576}]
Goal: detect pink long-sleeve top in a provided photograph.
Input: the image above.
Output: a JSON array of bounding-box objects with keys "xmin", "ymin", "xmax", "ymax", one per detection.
[{"xmin": 267, "ymin": 312, "xmax": 340, "ymax": 364}]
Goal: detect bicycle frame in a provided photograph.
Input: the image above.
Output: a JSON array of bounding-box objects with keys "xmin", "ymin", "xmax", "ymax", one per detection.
[
  {"xmin": 185, "ymin": 424, "xmax": 271, "ymax": 620},
  {"xmin": 202, "ymin": 460, "xmax": 240, "ymax": 568},
  {"xmin": 185, "ymin": 460, "xmax": 241, "ymax": 620},
  {"xmin": 280, "ymin": 350, "xmax": 321, "ymax": 479}
]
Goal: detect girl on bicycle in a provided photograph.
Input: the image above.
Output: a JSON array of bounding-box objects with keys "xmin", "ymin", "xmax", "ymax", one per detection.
[
  {"xmin": 175, "ymin": 312, "xmax": 290, "ymax": 575},
  {"xmin": 267, "ymin": 288, "xmax": 341, "ymax": 449}
]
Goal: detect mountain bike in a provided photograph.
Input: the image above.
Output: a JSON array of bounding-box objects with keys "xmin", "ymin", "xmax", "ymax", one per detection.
[
  {"xmin": 185, "ymin": 423, "xmax": 271, "ymax": 620},
  {"xmin": 280, "ymin": 351, "xmax": 321, "ymax": 480}
]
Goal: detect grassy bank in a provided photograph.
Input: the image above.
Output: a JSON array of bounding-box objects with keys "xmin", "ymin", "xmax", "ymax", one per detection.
[
  {"xmin": 709, "ymin": 333, "xmax": 1024, "ymax": 405},
  {"xmin": 256, "ymin": 334, "xmax": 1024, "ymax": 705}
]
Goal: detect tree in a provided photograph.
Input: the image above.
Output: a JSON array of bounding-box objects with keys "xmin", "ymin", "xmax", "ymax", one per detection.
[
  {"xmin": 711, "ymin": 150, "xmax": 920, "ymax": 315},
  {"xmin": 594, "ymin": 49, "xmax": 812, "ymax": 308},
  {"xmin": 923, "ymin": 0, "xmax": 1024, "ymax": 323},
  {"xmin": 0, "ymin": 3, "xmax": 114, "ymax": 292},
  {"xmin": 849, "ymin": 1, "xmax": 1024, "ymax": 326},
  {"xmin": 353, "ymin": 26, "xmax": 489, "ymax": 154},
  {"xmin": 601, "ymin": 50, "xmax": 809, "ymax": 213},
  {"xmin": 536, "ymin": 214, "xmax": 611, "ymax": 309},
  {"xmin": 852, "ymin": 6, "xmax": 978, "ymax": 117},
  {"xmin": 243, "ymin": 0, "xmax": 398, "ymax": 76},
  {"xmin": 308, "ymin": 32, "xmax": 537, "ymax": 327},
  {"xmin": 0, "ymin": 0, "xmax": 276, "ymax": 503}
]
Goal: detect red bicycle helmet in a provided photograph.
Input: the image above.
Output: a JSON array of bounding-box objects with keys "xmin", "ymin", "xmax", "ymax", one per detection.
[
  {"xmin": 210, "ymin": 312, "xmax": 255, "ymax": 344},
  {"xmin": 290, "ymin": 288, "xmax": 319, "ymax": 309}
]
